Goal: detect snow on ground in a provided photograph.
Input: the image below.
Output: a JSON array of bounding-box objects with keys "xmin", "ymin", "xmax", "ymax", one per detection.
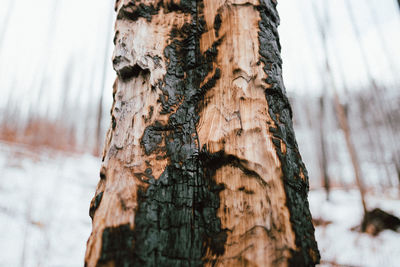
[
  {"xmin": 0, "ymin": 141, "xmax": 399, "ymax": 266},
  {"xmin": 0, "ymin": 142, "xmax": 99, "ymax": 266},
  {"xmin": 310, "ymin": 189, "xmax": 400, "ymax": 267}
]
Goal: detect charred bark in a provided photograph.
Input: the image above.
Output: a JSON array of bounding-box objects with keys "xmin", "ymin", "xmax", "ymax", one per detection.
[{"xmin": 85, "ymin": 1, "xmax": 319, "ymax": 266}]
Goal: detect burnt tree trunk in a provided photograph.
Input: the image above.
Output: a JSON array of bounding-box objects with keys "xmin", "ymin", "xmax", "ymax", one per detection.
[{"xmin": 85, "ymin": 1, "xmax": 319, "ymax": 266}]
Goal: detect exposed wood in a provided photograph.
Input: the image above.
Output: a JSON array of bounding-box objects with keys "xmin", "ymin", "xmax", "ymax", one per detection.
[
  {"xmin": 198, "ymin": 3, "xmax": 297, "ymax": 265},
  {"xmin": 85, "ymin": 1, "xmax": 319, "ymax": 266}
]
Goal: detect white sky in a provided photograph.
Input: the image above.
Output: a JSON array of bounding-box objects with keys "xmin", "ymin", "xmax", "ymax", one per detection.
[
  {"xmin": 278, "ymin": 0, "xmax": 400, "ymax": 95},
  {"xmin": 0, "ymin": 0, "xmax": 115, "ymax": 122}
]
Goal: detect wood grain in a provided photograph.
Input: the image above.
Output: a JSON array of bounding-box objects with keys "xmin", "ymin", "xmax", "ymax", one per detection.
[{"xmin": 85, "ymin": 1, "xmax": 319, "ymax": 266}]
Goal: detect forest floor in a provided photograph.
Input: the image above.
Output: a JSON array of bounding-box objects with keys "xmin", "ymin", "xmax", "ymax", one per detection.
[
  {"xmin": 0, "ymin": 141, "xmax": 399, "ymax": 267},
  {"xmin": 310, "ymin": 188, "xmax": 400, "ymax": 267}
]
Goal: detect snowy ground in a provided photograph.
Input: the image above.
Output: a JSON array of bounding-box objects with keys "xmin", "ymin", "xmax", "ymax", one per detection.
[
  {"xmin": 0, "ymin": 142, "xmax": 99, "ymax": 266},
  {"xmin": 0, "ymin": 141, "xmax": 399, "ymax": 267},
  {"xmin": 310, "ymin": 189, "xmax": 400, "ymax": 267}
]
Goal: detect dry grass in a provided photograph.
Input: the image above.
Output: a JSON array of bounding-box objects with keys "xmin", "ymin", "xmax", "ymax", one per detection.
[{"xmin": 0, "ymin": 118, "xmax": 84, "ymax": 154}]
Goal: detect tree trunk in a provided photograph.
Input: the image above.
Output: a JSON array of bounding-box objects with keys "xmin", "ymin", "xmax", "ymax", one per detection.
[
  {"xmin": 333, "ymin": 94, "xmax": 368, "ymax": 214},
  {"xmin": 85, "ymin": 1, "xmax": 319, "ymax": 266},
  {"xmin": 318, "ymin": 96, "xmax": 330, "ymax": 200}
]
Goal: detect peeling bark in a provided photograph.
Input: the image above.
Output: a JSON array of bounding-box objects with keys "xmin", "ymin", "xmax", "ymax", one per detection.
[{"xmin": 85, "ymin": 1, "xmax": 319, "ymax": 266}]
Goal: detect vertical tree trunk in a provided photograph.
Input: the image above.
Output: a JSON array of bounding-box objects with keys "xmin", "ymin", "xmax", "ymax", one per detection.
[
  {"xmin": 333, "ymin": 94, "xmax": 368, "ymax": 214},
  {"xmin": 85, "ymin": 1, "xmax": 319, "ymax": 266},
  {"xmin": 318, "ymin": 96, "xmax": 330, "ymax": 200}
]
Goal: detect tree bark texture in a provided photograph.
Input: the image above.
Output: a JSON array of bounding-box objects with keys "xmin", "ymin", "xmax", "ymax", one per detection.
[{"xmin": 85, "ymin": 1, "xmax": 319, "ymax": 266}]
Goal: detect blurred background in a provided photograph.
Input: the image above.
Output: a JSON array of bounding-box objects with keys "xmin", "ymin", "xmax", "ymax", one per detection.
[{"xmin": 0, "ymin": 0, "xmax": 399, "ymax": 266}]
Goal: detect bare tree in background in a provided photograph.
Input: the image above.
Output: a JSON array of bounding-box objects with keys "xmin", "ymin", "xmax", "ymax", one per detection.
[
  {"xmin": 85, "ymin": 1, "xmax": 319, "ymax": 266},
  {"xmin": 318, "ymin": 96, "xmax": 330, "ymax": 200}
]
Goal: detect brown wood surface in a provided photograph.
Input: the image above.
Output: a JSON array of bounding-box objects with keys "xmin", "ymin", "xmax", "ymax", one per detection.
[{"xmin": 85, "ymin": 1, "xmax": 319, "ymax": 266}]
